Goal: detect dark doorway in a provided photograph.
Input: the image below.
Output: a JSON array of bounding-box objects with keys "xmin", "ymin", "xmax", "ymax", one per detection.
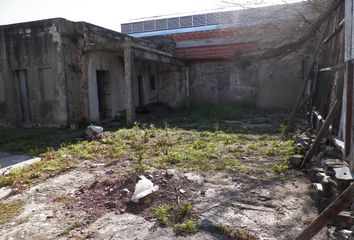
[
  {"xmin": 96, "ymin": 71, "xmax": 111, "ymax": 120},
  {"xmin": 14, "ymin": 70, "xmax": 31, "ymax": 124},
  {"xmin": 138, "ymin": 75, "xmax": 144, "ymax": 106}
]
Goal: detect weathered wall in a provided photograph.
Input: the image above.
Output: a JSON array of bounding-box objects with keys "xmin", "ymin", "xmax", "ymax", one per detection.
[
  {"xmin": 258, "ymin": 54, "xmax": 305, "ymax": 109},
  {"xmin": 134, "ymin": 60, "xmax": 159, "ymax": 107},
  {"xmin": 86, "ymin": 52, "xmax": 125, "ymax": 122},
  {"xmin": 137, "ymin": 2, "xmax": 318, "ymax": 109},
  {"xmin": 159, "ymin": 64, "xmax": 187, "ymax": 108},
  {"xmin": 0, "ymin": 19, "xmax": 70, "ymax": 127},
  {"xmin": 190, "ymin": 62, "xmax": 257, "ymax": 106}
]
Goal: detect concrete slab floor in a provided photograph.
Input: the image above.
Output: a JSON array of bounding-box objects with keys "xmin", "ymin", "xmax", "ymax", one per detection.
[{"xmin": 0, "ymin": 152, "xmax": 40, "ymax": 174}]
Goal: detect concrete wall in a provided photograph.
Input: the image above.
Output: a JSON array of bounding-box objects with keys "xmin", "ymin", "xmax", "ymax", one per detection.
[
  {"xmin": 140, "ymin": 2, "xmax": 318, "ymax": 109},
  {"xmin": 134, "ymin": 60, "xmax": 159, "ymax": 107},
  {"xmin": 258, "ymin": 54, "xmax": 305, "ymax": 109},
  {"xmin": 86, "ymin": 52, "xmax": 125, "ymax": 122},
  {"xmin": 190, "ymin": 62, "xmax": 258, "ymax": 106},
  {"xmin": 0, "ymin": 19, "xmax": 70, "ymax": 127},
  {"xmin": 158, "ymin": 64, "xmax": 187, "ymax": 108}
]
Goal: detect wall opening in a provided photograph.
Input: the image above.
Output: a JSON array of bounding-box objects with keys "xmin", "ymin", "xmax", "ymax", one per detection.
[
  {"xmin": 138, "ymin": 75, "xmax": 144, "ymax": 106},
  {"xmin": 150, "ymin": 75, "xmax": 156, "ymax": 90},
  {"xmin": 96, "ymin": 71, "xmax": 111, "ymax": 120},
  {"xmin": 14, "ymin": 70, "xmax": 31, "ymax": 124},
  {"xmin": 0, "ymin": 72, "xmax": 5, "ymax": 102}
]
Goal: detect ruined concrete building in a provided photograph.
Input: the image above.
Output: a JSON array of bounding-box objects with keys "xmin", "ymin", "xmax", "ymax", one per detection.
[{"xmin": 0, "ymin": 2, "xmax": 317, "ymax": 127}]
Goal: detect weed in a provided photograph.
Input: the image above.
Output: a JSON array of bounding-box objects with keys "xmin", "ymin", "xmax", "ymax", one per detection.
[
  {"xmin": 273, "ymin": 162, "xmax": 289, "ymax": 183},
  {"xmin": 207, "ymin": 223, "xmax": 260, "ymax": 240},
  {"xmin": 154, "ymin": 204, "xmax": 173, "ymax": 226},
  {"xmin": 153, "ymin": 203, "xmax": 198, "ymax": 235},
  {"xmin": 278, "ymin": 123, "xmax": 287, "ymax": 137},
  {"xmin": 174, "ymin": 220, "xmax": 198, "ymax": 235}
]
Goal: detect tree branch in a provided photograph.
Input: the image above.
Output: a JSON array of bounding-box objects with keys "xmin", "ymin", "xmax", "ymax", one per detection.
[{"xmin": 239, "ymin": 0, "xmax": 342, "ymax": 60}]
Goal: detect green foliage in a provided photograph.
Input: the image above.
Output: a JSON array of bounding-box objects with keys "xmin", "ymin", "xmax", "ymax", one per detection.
[
  {"xmin": 207, "ymin": 224, "xmax": 260, "ymax": 240},
  {"xmin": 278, "ymin": 123, "xmax": 287, "ymax": 137},
  {"xmin": 153, "ymin": 203, "xmax": 198, "ymax": 235},
  {"xmin": 273, "ymin": 161, "xmax": 289, "ymax": 183},
  {"xmin": 0, "ymin": 106, "xmax": 296, "ymax": 189},
  {"xmin": 174, "ymin": 220, "xmax": 198, "ymax": 235},
  {"xmin": 154, "ymin": 204, "xmax": 173, "ymax": 226}
]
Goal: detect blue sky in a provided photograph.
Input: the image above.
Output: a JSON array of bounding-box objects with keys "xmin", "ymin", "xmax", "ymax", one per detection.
[{"xmin": 0, "ymin": 0, "xmax": 303, "ymax": 31}]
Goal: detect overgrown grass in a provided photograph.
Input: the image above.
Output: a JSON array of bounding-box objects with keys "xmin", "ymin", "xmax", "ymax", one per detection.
[{"xmin": 0, "ymin": 106, "xmax": 294, "ymax": 188}]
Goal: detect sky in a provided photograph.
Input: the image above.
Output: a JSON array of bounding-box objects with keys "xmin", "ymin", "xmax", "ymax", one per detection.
[{"xmin": 0, "ymin": 0, "xmax": 304, "ymax": 32}]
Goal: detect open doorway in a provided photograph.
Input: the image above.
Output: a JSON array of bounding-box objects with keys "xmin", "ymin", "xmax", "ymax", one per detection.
[
  {"xmin": 138, "ymin": 75, "xmax": 144, "ymax": 107},
  {"xmin": 96, "ymin": 71, "xmax": 111, "ymax": 120}
]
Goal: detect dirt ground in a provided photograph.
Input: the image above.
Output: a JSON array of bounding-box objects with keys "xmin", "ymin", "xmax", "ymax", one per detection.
[
  {"xmin": 0, "ymin": 161, "xmax": 327, "ymax": 240},
  {"xmin": 0, "ymin": 107, "xmax": 329, "ymax": 240}
]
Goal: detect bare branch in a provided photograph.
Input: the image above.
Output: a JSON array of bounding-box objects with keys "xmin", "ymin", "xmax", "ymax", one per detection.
[{"xmin": 239, "ymin": 0, "xmax": 341, "ymax": 60}]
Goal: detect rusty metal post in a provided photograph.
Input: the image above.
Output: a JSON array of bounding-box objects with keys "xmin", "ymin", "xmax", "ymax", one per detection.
[{"xmin": 124, "ymin": 46, "xmax": 135, "ymax": 125}]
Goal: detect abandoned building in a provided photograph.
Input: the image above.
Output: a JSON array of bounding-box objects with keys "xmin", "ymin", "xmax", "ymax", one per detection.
[
  {"xmin": 0, "ymin": 18, "xmax": 187, "ymax": 128},
  {"xmin": 0, "ymin": 1, "xmax": 321, "ymax": 128},
  {"xmin": 122, "ymin": 1, "xmax": 318, "ymax": 108}
]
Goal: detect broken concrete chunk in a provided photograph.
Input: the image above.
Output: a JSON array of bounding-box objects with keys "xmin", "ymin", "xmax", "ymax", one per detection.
[
  {"xmin": 131, "ymin": 176, "xmax": 159, "ymax": 203},
  {"xmin": 166, "ymin": 169, "xmax": 177, "ymax": 176},
  {"xmin": 313, "ymin": 183, "xmax": 323, "ymax": 192},
  {"xmin": 334, "ymin": 167, "xmax": 353, "ymax": 181},
  {"xmin": 289, "ymin": 155, "xmax": 304, "ymax": 169},
  {"xmin": 184, "ymin": 172, "xmax": 203, "ymax": 183},
  {"xmin": 85, "ymin": 125, "xmax": 104, "ymax": 136},
  {"xmin": 323, "ymin": 159, "xmax": 348, "ymax": 177}
]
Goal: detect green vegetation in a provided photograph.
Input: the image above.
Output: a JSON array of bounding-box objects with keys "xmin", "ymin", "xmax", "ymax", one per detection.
[
  {"xmin": 153, "ymin": 203, "xmax": 198, "ymax": 235},
  {"xmin": 207, "ymin": 224, "xmax": 260, "ymax": 240},
  {"xmin": 0, "ymin": 106, "xmax": 295, "ymax": 188},
  {"xmin": 0, "ymin": 200, "xmax": 24, "ymax": 225}
]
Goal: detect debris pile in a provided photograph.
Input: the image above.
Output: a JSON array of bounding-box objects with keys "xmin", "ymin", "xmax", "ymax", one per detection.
[
  {"xmin": 67, "ymin": 170, "xmax": 200, "ymax": 222},
  {"xmin": 292, "ymin": 124, "xmax": 354, "ymax": 238}
]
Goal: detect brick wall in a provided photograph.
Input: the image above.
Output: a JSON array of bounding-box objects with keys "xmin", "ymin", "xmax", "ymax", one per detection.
[
  {"xmin": 161, "ymin": 21, "xmax": 303, "ymax": 61},
  {"xmin": 176, "ymin": 43, "xmax": 255, "ymax": 60}
]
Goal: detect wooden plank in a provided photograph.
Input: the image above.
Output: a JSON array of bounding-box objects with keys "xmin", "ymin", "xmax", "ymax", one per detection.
[
  {"xmin": 295, "ymin": 183, "xmax": 354, "ymax": 240},
  {"xmin": 322, "ymin": 18, "xmax": 344, "ymax": 44},
  {"xmin": 301, "ymin": 100, "xmax": 340, "ymax": 168},
  {"xmin": 284, "ymin": 18, "xmax": 331, "ymax": 135},
  {"xmin": 345, "ymin": 61, "xmax": 353, "ymax": 158},
  {"xmin": 318, "ymin": 62, "xmax": 346, "ymax": 72}
]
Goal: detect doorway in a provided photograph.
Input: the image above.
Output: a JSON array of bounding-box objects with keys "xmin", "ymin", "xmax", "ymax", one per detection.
[
  {"xmin": 14, "ymin": 70, "xmax": 31, "ymax": 124},
  {"xmin": 96, "ymin": 71, "xmax": 111, "ymax": 120},
  {"xmin": 138, "ymin": 75, "xmax": 144, "ymax": 107}
]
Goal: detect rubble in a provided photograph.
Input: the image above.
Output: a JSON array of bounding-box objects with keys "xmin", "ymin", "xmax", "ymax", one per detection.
[
  {"xmin": 289, "ymin": 154, "xmax": 304, "ymax": 169},
  {"xmin": 293, "ymin": 123, "xmax": 354, "ymax": 237}
]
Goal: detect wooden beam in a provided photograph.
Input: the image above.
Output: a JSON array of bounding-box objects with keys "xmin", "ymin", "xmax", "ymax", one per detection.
[
  {"xmin": 345, "ymin": 61, "xmax": 353, "ymax": 159},
  {"xmin": 301, "ymin": 100, "xmax": 340, "ymax": 168},
  {"xmin": 124, "ymin": 47, "xmax": 135, "ymax": 125},
  {"xmin": 284, "ymin": 18, "xmax": 331, "ymax": 135},
  {"xmin": 322, "ymin": 18, "xmax": 344, "ymax": 44},
  {"xmin": 319, "ymin": 62, "xmax": 346, "ymax": 72},
  {"xmin": 295, "ymin": 183, "xmax": 354, "ymax": 240}
]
